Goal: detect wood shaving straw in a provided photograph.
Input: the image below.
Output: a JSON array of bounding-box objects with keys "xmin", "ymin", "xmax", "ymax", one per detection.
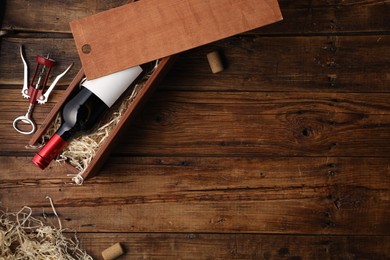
[
  {"xmin": 0, "ymin": 198, "xmax": 92, "ymax": 259},
  {"xmin": 38, "ymin": 61, "xmax": 159, "ymax": 185}
]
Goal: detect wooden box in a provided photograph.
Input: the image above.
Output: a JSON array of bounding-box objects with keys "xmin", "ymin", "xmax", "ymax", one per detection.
[
  {"xmin": 29, "ymin": 0, "xmax": 282, "ymax": 183},
  {"xmin": 29, "ymin": 57, "xmax": 176, "ymax": 183}
]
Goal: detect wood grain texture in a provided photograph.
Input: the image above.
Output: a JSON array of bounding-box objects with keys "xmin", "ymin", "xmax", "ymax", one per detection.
[
  {"xmin": 0, "ymin": 0, "xmax": 389, "ymax": 258},
  {"xmin": 1, "ymin": 35, "xmax": 389, "ymax": 92},
  {"xmin": 1, "ymin": 156, "xmax": 389, "ymax": 235},
  {"xmin": 165, "ymin": 35, "xmax": 390, "ymax": 92},
  {"xmin": 1, "ymin": 0, "xmax": 129, "ymax": 33},
  {"xmin": 0, "ymin": 37, "xmax": 81, "ymax": 86},
  {"xmin": 1, "ymin": 89, "xmax": 389, "ymax": 156},
  {"xmin": 2, "ymin": 0, "xmax": 389, "ymax": 34},
  {"xmin": 119, "ymin": 91, "xmax": 390, "ymax": 157},
  {"xmin": 70, "ymin": 0, "xmax": 282, "ymax": 79},
  {"xmin": 257, "ymin": 0, "xmax": 390, "ymax": 34},
  {"xmin": 74, "ymin": 233, "xmax": 390, "ymax": 259}
]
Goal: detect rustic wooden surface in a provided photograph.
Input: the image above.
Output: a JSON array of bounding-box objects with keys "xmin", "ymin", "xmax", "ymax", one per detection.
[{"xmin": 1, "ymin": 0, "xmax": 389, "ymax": 259}]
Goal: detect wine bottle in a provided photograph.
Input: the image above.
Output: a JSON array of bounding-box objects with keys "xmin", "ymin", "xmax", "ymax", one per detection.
[{"xmin": 32, "ymin": 65, "xmax": 146, "ymax": 170}]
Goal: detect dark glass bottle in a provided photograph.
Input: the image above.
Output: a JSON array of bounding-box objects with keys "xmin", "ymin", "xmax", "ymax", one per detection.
[{"xmin": 32, "ymin": 65, "xmax": 146, "ymax": 169}]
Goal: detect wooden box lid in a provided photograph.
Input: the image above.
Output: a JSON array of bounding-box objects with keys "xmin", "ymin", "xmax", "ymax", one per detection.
[{"xmin": 70, "ymin": 0, "xmax": 283, "ymax": 80}]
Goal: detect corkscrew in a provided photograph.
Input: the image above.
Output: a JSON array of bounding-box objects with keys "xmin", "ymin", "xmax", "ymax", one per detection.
[{"xmin": 13, "ymin": 46, "xmax": 73, "ymax": 135}]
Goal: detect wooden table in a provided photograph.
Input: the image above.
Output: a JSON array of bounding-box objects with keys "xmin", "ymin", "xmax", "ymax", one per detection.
[{"xmin": 1, "ymin": 0, "xmax": 389, "ymax": 258}]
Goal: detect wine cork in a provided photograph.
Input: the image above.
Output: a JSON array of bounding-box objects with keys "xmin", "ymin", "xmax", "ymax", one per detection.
[
  {"xmin": 207, "ymin": 51, "xmax": 224, "ymax": 73},
  {"xmin": 101, "ymin": 243, "xmax": 124, "ymax": 260}
]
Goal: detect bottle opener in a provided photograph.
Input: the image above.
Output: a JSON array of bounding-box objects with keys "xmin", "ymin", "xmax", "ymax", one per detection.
[{"xmin": 13, "ymin": 46, "xmax": 73, "ymax": 135}]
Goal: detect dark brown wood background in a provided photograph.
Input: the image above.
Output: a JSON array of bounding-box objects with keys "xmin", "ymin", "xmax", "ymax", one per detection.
[{"xmin": 1, "ymin": 0, "xmax": 389, "ymax": 259}]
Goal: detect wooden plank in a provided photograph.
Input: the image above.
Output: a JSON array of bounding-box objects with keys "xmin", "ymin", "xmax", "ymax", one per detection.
[
  {"xmin": 1, "ymin": 0, "xmax": 129, "ymax": 33},
  {"xmin": 0, "ymin": 156, "xmax": 389, "ymax": 235},
  {"xmin": 257, "ymin": 0, "xmax": 390, "ymax": 35},
  {"xmin": 118, "ymin": 91, "xmax": 390, "ymax": 157},
  {"xmin": 1, "ymin": 35, "xmax": 389, "ymax": 92},
  {"xmin": 75, "ymin": 233, "xmax": 390, "ymax": 259},
  {"xmin": 2, "ymin": 0, "xmax": 389, "ymax": 34},
  {"xmin": 1, "ymin": 89, "xmax": 389, "ymax": 156},
  {"xmin": 0, "ymin": 37, "xmax": 81, "ymax": 86},
  {"xmin": 164, "ymin": 35, "xmax": 390, "ymax": 92},
  {"xmin": 70, "ymin": 0, "xmax": 282, "ymax": 79}
]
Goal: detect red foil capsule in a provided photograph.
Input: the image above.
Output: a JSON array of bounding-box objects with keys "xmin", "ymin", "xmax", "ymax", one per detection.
[{"xmin": 32, "ymin": 134, "xmax": 68, "ymax": 169}]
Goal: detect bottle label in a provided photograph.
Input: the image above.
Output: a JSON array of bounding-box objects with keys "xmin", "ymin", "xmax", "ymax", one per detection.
[{"xmin": 82, "ymin": 66, "xmax": 143, "ymax": 107}]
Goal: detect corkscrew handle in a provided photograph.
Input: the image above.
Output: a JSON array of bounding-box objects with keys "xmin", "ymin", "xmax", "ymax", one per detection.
[{"xmin": 13, "ymin": 103, "xmax": 36, "ymax": 135}]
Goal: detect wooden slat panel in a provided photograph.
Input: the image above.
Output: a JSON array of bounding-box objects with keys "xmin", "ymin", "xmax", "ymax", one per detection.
[
  {"xmin": 0, "ymin": 156, "xmax": 389, "ymax": 235},
  {"xmin": 75, "ymin": 233, "xmax": 390, "ymax": 259},
  {"xmin": 2, "ymin": 0, "xmax": 389, "ymax": 34},
  {"xmin": 1, "ymin": 89, "xmax": 389, "ymax": 156},
  {"xmin": 1, "ymin": 35, "xmax": 388, "ymax": 92}
]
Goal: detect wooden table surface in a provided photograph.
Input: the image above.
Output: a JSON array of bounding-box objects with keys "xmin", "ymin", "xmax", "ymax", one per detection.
[{"xmin": 1, "ymin": 0, "xmax": 389, "ymax": 259}]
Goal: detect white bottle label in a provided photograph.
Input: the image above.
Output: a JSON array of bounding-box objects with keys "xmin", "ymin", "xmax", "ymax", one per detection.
[{"xmin": 82, "ymin": 66, "xmax": 143, "ymax": 107}]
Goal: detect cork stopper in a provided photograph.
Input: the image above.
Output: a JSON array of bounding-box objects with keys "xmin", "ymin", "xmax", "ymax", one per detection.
[
  {"xmin": 101, "ymin": 242, "xmax": 124, "ymax": 260},
  {"xmin": 207, "ymin": 50, "xmax": 224, "ymax": 73}
]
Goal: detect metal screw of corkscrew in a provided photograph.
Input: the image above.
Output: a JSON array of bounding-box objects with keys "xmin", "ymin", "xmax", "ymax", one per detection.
[{"xmin": 13, "ymin": 46, "xmax": 73, "ymax": 135}]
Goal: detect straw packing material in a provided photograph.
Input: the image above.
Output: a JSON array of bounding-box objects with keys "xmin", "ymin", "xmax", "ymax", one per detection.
[{"xmin": 0, "ymin": 206, "xmax": 92, "ymax": 259}]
